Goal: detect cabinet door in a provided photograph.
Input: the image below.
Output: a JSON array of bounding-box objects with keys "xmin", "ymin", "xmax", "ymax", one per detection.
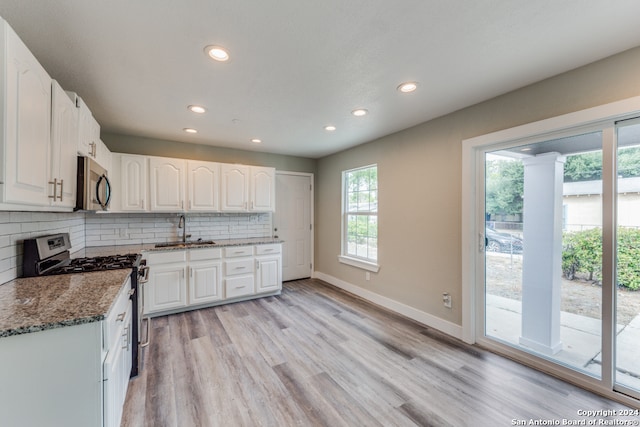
[
  {"xmin": 220, "ymin": 164, "xmax": 249, "ymax": 211},
  {"xmin": 3, "ymin": 25, "xmax": 52, "ymax": 206},
  {"xmin": 120, "ymin": 154, "xmax": 148, "ymax": 211},
  {"xmin": 50, "ymin": 80, "xmax": 78, "ymax": 208},
  {"xmin": 149, "ymin": 157, "xmax": 185, "ymax": 211},
  {"xmin": 76, "ymin": 97, "xmax": 96, "ymax": 157},
  {"xmin": 188, "ymin": 261, "xmax": 223, "ymax": 305},
  {"xmin": 95, "ymin": 139, "xmax": 111, "ymax": 171},
  {"xmin": 144, "ymin": 264, "xmax": 187, "ymax": 314},
  {"xmin": 187, "ymin": 160, "xmax": 219, "ymax": 211},
  {"xmin": 250, "ymin": 167, "xmax": 276, "ymax": 212},
  {"xmin": 256, "ymin": 256, "xmax": 281, "ymax": 293}
]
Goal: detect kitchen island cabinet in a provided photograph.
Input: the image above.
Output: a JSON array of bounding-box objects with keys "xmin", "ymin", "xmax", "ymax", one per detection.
[{"xmin": 0, "ymin": 270, "xmax": 133, "ymax": 427}]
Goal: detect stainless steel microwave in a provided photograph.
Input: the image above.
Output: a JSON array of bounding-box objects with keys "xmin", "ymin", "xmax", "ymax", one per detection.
[{"xmin": 75, "ymin": 156, "xmax": 111, "ymax": 211}]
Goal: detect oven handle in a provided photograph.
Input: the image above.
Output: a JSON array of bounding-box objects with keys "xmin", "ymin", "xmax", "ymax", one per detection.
[
  {"xmin": 138, "ymin": 266, "xmax": 150, "ymax": 283},
  {"xmin": 140, "ymin": 317, "xmax": 151, "ymax": 348}
]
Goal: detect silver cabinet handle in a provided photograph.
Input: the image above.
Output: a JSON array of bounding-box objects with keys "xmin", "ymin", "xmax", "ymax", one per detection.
[
  {"xmin": 89, "ymin": 141, "xmax": 97, "ymax": 157},
  {"xmin": 48, "ymin": 178, "xmax": 58, "ymax": 200},
  {"xmin": 57, "ymin": 179, "xmax": 63, "ymax": 201},
  {"xmin": 116, "ymin": 312, "xmax": 126, "ymax": 322},
  {"xmin": 122, "ymin": 325, "xmax": 130, "ymax": 351},
  {"xmin": 140, "ymin": 317, "xmax": 151, "ymax": 348}
]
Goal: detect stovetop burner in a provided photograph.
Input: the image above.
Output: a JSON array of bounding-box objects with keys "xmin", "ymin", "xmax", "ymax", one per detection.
[
  {"xmin": 23, "ymin": 233, "xmax": 142, "ymax": 277},
  {"xmin": 51, "ymin": 254, "xmax": 141, "ymax": 275}
]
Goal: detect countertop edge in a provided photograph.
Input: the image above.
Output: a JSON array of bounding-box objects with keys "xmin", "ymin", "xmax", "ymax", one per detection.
[{"xmin": 0, "ymin": 314, "xmax": 105, "ymax": 338}]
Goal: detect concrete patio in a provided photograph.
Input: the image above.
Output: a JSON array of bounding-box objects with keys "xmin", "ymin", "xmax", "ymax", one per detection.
[{"xmin": 486, "ymin": 293, "xmax": 640, "ymax": 391}]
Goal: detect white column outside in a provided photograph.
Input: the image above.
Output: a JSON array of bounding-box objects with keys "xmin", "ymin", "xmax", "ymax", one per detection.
[{"xmin": 519, "ymin": 152, "xmax": 566, "ymax": 355}]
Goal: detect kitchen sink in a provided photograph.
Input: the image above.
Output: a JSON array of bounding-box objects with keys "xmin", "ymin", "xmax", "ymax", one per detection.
[{"xmin": 154, "ymin": 240, "xmax": 215, "ymax": 248}]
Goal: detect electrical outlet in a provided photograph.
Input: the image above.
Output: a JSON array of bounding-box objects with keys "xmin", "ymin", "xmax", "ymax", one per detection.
[
  {"xmin": 365, "ymin": 271, "xmax": 370, "ymax": 281},
  {"xmin": 443, "ymin": 293, "xmax": 452, "ymax": 309}
]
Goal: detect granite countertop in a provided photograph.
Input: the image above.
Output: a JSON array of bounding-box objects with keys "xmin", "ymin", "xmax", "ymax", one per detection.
[
  {"xmin": 141, "ymin": 237, "xmax": 284, "ymax": 253},
  {"xmin": 0, "ymin": 269, "xmax": 132, "ymax": 338}
]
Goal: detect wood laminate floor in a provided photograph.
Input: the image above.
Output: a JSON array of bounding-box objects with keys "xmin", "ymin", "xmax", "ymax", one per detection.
[{"xmin": 121, "ymin": 279, "xmax": 636, "ymax": 427}]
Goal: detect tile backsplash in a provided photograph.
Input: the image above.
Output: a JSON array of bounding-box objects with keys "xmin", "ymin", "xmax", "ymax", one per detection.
[
  {"xmin": 0, "ymin": 211, "xmax": 272, "ymax": 284},
  {"xmin": 85, "ymin": 212, "xmax": 273, "ymax": 246}
]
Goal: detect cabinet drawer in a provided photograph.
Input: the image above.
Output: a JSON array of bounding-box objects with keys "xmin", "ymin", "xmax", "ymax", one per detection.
[
  {"xmin": 104, "ymin": 282, "xmax": 132, "ymax": 350},
  {"xmin": 225, "ymin": 258, "xmax": 254, "ymax": 276},
  {"xmin": 255, "ymin": 244, "xmax": 281, "ymax": 255},
  {"xmin": 189, "ymin": 247, "xmax": 222, "ymax": 261},
  {"xmin": 225, "ymin": 276, "xmax": 255, "ymax": 299},
  {"xmin": 146, "ymin": 250, "xmax": 186, "ymax": 265},
  {"xmin": 224, "ymin": 246, "xmax": 253, "ymax": 258}
]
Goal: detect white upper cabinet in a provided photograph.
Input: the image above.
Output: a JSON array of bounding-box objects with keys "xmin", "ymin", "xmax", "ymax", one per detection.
[
  {"xmin": 111, "ymin": 152, "xmax": 275, "ymax": 213},
  {"xmin": 220, "ymin": 164, "xmax": 275, "ymax": 212},
  {"xmin": 250, "ymin": 166, "xmax": 276, "ymax": 212},
  {"xmin": 220, "ymin": 164, "xmax": 250, "ymax": 211},
  {"xmin": 50, "ymin": 80, "xmax": 78, "ymax": 208},
  {"xmin": 187, "ymin": 160, "xmax": 219, "ymax": 211},
  {"xmin": 118, "ymin": 153, "xmax": 148, "ymax": 211},
  {"xmin": 76, "ymin": 96, "xmax": 101, "ymax": 160},
  {"xmin": 149, "ymin": 156, "xmax": 186, "ymax": 211},
  {"xmin": 0, "ymin": 19, "xmax": 52, "ymax": 207},
  {"xmin": 96, "ymin": 139, "xmax": 111, "ymax": 172}
]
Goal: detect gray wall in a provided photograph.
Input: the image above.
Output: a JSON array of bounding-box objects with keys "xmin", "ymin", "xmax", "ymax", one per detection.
[
  {"xmin": 315, "ymin": 45, "xmax": 640, "ymax": 327},
  {"xmin": 102, "ymin": 133, "xmax": 317, "ymax": 174}
]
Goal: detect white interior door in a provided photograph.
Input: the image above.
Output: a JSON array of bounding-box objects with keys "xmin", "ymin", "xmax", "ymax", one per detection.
[{"xmin": 274, "ymin": 172, "xmax": 313, "ymax": 281}]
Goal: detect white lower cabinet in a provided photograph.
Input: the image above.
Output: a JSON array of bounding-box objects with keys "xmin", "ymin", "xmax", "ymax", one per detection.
[
  {"xmin": 188, "ymin": 248, "xmax": 223, "ymax": 305},
  {"xmin": 256, "ymin": 256, "xmax": 281, "ymax": 293},
  {"xmin": 143, "ymin": 243, "xmax": 281, "ymax": 316},
  {"xmin": 143, "ymin": 251, "xmax": 187, "ymax": 315}
]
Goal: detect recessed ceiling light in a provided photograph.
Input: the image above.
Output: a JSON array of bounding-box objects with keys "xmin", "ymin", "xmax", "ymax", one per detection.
[
  {"xmin": 521, "ymin": 147, "xmax": 532, "ymax": 152},
  {"xmin": 351, "ymin": 109, "xmax": 368, "ymax": 117},
  {"xmin": 188, "ymin": 105, "xmax": 207, "ymax": 114},
  {"xmin": 204, "ymin": 45, "xmax": 230, "ymax": 62},
  {"xmin": 251, "ymin": 138, "xmax": 262, "ymax": 144},
  {"xmin": 184, "ymin": 128, "xmax": 198, "ymax": 134},
  {"xmin": 397, "ymin": 82, "xmax": 418, "ymax": 93},
  {"xmin": 324, "ymin": 125, "xmax": 336, "ymax": 131}
]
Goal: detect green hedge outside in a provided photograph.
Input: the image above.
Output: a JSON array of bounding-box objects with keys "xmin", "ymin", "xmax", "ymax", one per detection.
[{"xmin": 562, "ymin": 227, "xmax": 640, "ymax": 291}]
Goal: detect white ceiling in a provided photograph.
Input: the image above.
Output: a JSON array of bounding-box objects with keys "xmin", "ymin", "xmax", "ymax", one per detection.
[{"xmin": 2, "ymin": 1, "xmax": 640, "ymax": 159}]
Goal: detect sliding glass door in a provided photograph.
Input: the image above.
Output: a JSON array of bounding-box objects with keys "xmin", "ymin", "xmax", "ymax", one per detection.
[
  {"xmin": 479, "ymin": 117, "xmax": 640, "ymax": 400},
  {"xmin": 615, "ymin": 119, "xmax": 640, "ymax": 398}
]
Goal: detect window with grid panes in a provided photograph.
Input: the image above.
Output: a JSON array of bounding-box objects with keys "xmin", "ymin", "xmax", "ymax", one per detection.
[{"xmin": 342, "ymin": 165, "xmax": 377, "ymax": 263}]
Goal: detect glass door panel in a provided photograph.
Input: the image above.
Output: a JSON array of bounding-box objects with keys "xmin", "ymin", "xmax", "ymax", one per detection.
[
  {"xmin": 485, "ymin": 131, "xmax": 603, "ymax": 376},
  {"xmin": 615, "ymin": 120, "xmax": 640, "ymax": 396}
]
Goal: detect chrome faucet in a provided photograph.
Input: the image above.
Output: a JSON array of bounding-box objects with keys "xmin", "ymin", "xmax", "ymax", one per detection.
[{"xmin": 178, "ymin": 214, "xmax": 191, "ymax": 243}]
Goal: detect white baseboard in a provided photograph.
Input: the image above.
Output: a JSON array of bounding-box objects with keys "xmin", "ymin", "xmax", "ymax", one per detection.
[{"xmin": 313, "ymin": 271, "xmax": 463, "ymax": 340}]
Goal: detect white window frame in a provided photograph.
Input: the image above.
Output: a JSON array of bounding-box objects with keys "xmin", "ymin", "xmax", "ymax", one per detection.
[{"xmin": 338, "ymin": 164, "xmax": 380, "ymax": 273}]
